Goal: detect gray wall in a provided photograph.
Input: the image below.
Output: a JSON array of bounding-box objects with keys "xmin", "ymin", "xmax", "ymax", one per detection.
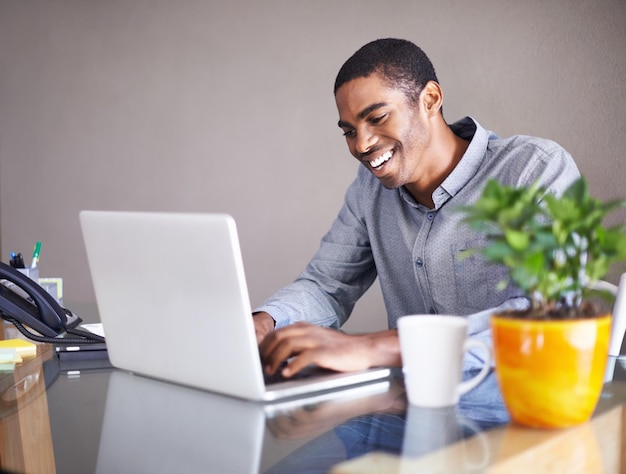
[{"xmin": 1, "ymin": 0, "xmax": 625, "ymax": 332}]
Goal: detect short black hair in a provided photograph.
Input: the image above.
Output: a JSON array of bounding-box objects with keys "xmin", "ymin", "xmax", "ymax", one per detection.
[{"xmin": 334, "ymin": 38, "xmax": 439, "ymax": 103}]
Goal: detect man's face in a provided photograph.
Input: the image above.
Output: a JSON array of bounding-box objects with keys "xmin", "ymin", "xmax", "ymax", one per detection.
[{"xmin": 335, "ymin": 73, "xmax": 431, "ymax": 190}]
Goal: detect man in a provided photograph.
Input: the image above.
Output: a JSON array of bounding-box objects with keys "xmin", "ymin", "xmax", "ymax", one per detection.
[{"xmin": 254, "ymin": 38, "xmax": 580, "ymax": 378}]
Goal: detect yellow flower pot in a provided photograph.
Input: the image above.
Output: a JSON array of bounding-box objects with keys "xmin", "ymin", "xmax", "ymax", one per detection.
[{"xmin": 491, "ymin": 314, "xmax": 611, "ymax": 428}]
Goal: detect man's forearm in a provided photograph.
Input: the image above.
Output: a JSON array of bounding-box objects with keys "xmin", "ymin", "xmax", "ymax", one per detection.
[{"xmin": 360, "ymin": 329, "xmax": 402, "ymax": 368}]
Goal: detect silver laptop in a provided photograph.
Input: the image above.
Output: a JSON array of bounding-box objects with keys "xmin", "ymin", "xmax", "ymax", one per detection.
[{"xmin": 79, "ymin": 210, "xmax": 390, "ymax": 401}]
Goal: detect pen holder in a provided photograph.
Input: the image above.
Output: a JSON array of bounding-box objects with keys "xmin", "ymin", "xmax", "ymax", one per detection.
[
  {"xmin": 16, "ymin": 267, "xmax": 39, "ymax": 283},
  {"xmin": 14, "ymin": 268, "xmax": 64, "ymax": 305}
]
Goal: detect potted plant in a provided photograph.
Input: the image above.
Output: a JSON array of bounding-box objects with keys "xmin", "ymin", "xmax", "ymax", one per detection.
[{"xmin": 461, "ymin": 177, "xmax": 626, "ymax": 428}]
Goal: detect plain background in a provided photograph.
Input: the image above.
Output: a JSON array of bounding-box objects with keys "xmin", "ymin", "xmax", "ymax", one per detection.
[{"xmin": 1, "ymin": 0, "xmax": 625, "ymax": 332}]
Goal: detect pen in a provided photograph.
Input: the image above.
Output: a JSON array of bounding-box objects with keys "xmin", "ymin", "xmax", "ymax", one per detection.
[
  {"xmin": 31, "ymin": 241, "xmax": 42, "ymax": 269},
  {"xmin": 15, "ymin": 253, "xmax": 25, "ymax": 268}
]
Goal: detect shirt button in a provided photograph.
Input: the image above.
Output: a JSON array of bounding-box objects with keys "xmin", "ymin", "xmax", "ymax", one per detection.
[
  {"xmin": 416, "ymin": 257, "xmax": 423, "ymax": 268},
  {"xmin": 427, "ymin": 212, "xmax": 435, "ymax": 221}
]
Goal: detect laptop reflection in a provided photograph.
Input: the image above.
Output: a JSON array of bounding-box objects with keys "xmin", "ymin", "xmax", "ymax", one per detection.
[
  {"xmin": 95, "ymin": 370, "xmax": 393, "ymax": 473},
  {"xmin": 96, "ymin": 371, "xmax": 265, "ymax": 473}
]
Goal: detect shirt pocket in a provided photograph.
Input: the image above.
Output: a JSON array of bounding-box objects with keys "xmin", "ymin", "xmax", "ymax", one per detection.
[{"xmin": 452, "ymin": 239, "xmax": 512, "ymax": 312}]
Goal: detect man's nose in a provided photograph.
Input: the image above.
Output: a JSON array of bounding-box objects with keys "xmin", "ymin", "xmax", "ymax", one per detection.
[{"xmin": 355, "ymin": 128, "xmax": 378, "ymax": 156}]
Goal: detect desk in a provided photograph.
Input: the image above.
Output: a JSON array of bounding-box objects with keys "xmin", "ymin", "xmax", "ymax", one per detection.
[{"xmin": 1, "ymin": 338, "xmax": 625, "ymax": 474}]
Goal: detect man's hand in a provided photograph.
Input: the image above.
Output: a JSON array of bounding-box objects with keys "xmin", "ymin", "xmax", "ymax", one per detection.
[
  {"xmin": 259, "ymin": 322, "xmax": 401, "ymax": 378},
  {"xmin": 252, "ymin": 311, "xmax": 276, "ymax": 344}
]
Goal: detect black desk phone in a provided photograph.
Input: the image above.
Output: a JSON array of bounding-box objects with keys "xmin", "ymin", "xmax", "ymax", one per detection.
[{"xmin": 0, "ymin": 261, "xmax": 103, "ymax": 344}]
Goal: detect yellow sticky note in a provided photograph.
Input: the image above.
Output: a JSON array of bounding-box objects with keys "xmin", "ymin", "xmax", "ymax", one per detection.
[
  {"xmin": 0, "ymin": 339, "xmax": 36, "ymax": 359},
  {"xmin": 0, "ymin": 348, "xmax": 21, "ymax": 364},
  {"xmin": 0, "ymin": 362, "xmax": 16, "ymax": 372}
]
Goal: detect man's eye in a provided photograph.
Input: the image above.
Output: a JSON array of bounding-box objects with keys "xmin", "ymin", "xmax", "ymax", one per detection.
[
  {"xmin": 370, "ymin": 114, "xmax": 387, "ymax": 124},
  {"xmin": 342, "ymin": 129, "xmax": 356, "ymax": 138}
]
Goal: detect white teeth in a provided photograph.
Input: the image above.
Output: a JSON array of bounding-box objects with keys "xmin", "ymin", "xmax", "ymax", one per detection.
[{"xmin": 369, "ymin": 150, "xmax": 392, "ymax": 169}]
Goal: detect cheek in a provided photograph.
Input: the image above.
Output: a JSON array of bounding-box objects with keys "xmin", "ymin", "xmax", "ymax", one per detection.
[{"xmin": 403, "ymin": 123, "xmax": 428, "ymax": 152}]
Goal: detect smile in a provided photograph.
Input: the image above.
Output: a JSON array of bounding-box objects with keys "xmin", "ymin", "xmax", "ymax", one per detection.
[{"xmin": 369, "ymin": 150, "xmax": 393, "ymax": 169}]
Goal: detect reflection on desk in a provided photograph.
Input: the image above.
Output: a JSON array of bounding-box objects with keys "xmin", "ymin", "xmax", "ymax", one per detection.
[
  {"xmin": 333, "ymin": 357, "xmax": 626, "ymax": 474},
  {"xmin": 98, "ymin": 371, "xmax": 265, "ymax": 473},
  {"xmin": 267, "ymin": 368, "xmax": 509, "ymax": 473},
  {"xmin": 0, "ymin": 349, "xmax": 625, "ymax": 474}
]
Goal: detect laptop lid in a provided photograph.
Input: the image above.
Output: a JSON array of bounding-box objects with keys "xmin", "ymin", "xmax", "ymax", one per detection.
[{"xmin": 79, "ymin": 211, "xmax": 389, "ymax": 401}]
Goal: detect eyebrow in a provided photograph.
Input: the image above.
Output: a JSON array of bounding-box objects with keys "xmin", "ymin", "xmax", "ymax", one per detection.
[{"xmin": 337, "ymin": 102, "xmax": 388, "ymax": 129}]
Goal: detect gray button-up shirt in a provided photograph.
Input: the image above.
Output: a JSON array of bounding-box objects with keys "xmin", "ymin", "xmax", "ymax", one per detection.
[{"xmin": 255, "ymin": 117, "xmax": 580, "ymax": 363}]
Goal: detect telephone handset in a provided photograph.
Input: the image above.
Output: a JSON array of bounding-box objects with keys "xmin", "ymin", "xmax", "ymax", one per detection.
[{"xmin": 0, "ymin": 261, "xmax": 103, "ymax": 344}]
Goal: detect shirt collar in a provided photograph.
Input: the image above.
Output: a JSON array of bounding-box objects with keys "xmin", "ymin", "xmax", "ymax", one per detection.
[{"xmin": 435, "ymin": 116, "xmax": 491, "ymax": 206}]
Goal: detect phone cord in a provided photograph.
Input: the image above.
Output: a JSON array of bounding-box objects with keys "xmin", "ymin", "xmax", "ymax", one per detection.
[{"xmin": 4, "ymin": 317, "xmax": 106, "ymax": 345}]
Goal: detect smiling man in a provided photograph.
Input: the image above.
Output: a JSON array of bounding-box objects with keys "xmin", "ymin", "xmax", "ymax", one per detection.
[{"xmin": 254, "ymin": 38, "xmax": 580, "ymax": 378}]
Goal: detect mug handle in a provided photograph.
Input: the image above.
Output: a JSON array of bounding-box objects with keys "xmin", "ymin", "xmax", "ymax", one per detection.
[
  {"xmin": 457, "ymin": 339, "xmax": 492, "ymax": 397},
  {"xmin": 458, "ymin": 417, "xmax": 490, "ymax": 471}
]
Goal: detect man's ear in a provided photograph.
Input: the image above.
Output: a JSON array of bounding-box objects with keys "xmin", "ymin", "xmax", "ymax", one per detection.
[{"xmin": 421, "ymin": 80, "xmax": 443, "ymax": 117}]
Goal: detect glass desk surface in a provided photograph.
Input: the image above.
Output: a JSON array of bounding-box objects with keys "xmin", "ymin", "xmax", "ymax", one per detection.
[{"xmin": 1, "ymin": 343, "xmax": 626, "ymax": 474}]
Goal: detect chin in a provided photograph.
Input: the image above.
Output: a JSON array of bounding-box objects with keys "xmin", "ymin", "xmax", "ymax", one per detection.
[{"xmin": 377, "ymin": 176, "xmax": 402, "ymax": 190}]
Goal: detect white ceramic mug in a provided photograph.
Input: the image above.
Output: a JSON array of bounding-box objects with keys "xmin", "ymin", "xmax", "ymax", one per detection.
[{"xmin": 397, "ymin": 315, "xmax": 492, "ymax": 407}]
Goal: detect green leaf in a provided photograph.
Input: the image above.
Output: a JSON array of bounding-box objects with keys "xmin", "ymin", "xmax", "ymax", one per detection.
[
  {"xmin": 504, "ymin": 229, "xmax": 530, "ymax": 251},
  {"xmin": 484, "ymin": 241, "xmax": 516, "ymax": 262}
]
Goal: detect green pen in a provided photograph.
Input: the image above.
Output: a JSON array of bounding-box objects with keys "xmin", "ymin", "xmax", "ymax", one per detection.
[{"xmin": 31, "ymin": 241, "xmax": 42, "ymax": 269}]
